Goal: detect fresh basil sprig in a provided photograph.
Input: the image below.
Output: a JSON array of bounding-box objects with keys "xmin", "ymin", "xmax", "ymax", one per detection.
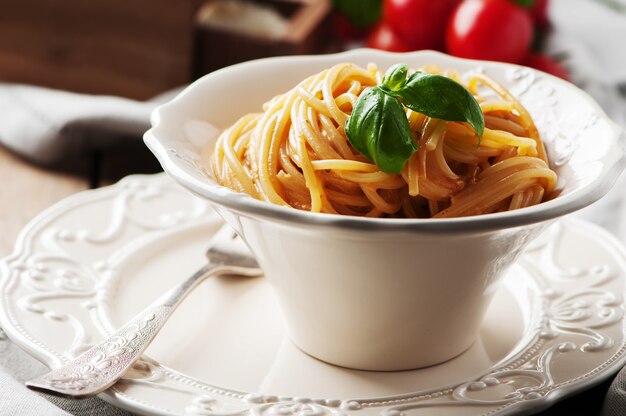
[{"xmin": 346, "ymin": 63, "xmax": 484, "ymax": 174}]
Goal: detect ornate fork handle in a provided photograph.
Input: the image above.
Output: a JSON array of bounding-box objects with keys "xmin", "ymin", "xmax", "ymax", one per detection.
[
  {"xmin": 25, "ymin": 263, "xmax": 216, "ymax": 398},
  {"xmin": 26, "ymin": 254, "xmax": 259, "ymax": 399}
]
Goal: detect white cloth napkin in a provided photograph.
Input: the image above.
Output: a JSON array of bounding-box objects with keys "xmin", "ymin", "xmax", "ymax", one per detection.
[
  {"xmin": 0, "ymin": 83, "xmax": 180, "ymax": 167},
  {"xmin": 0, "ymin": 371, "xmax": 69, "ymax": 416}
]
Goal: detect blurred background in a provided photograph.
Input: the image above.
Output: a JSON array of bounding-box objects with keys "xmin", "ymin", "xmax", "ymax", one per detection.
[{"xmin": 0, "ymin": 0, "xmax": 623, "ymax": 96}]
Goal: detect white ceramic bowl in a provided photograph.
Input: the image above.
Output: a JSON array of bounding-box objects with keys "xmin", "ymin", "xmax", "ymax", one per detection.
[{"xmin": 145, "ymin": 49, "xmax": 625, "ymax": 371}]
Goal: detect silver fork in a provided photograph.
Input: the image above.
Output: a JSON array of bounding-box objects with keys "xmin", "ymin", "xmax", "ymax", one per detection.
[{"xmin": 25, "ymin": 226, "xmax": 262, "ymax": 399}]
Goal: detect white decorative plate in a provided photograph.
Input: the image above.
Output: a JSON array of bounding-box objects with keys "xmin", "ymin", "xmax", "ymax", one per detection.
[{"xmin": 1, "ymin": 174, "xmax": 626, "ymax": 416}]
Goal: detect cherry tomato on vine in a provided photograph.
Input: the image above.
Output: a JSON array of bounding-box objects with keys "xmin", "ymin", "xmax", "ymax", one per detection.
[
  {"xmin": 383, "ymin": 0, "xmax": 462, "ymax": 50},
  {"xmin": 445, "ymin": 0, "xmax": 533, "ymax": 64},
  {"xmin": 366, "ymin": 23, "xmax": 414, "ymax": 52}
]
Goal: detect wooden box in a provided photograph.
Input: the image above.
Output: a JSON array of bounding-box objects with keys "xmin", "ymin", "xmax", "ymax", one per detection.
[{"xmin": 193, "ymin": 0, "xmax": 334, "ymax": 76}]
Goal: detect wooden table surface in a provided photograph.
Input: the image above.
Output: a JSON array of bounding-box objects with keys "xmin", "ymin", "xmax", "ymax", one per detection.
[{"xmin": 0, "ymin": 144, "xmax": 161, "ymax": 257}]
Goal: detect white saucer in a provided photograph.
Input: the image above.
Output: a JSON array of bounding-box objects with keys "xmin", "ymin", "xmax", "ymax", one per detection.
[{"xmin": 1, "ymin": 174, "xmax": 625, "ymax": 416}]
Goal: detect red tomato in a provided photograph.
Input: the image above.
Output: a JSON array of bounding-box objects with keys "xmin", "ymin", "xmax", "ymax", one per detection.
[
  {"xmin": 524, "ymin": 53, "xmax": 569, "ymax": 80},
  {"xmin": 529, "ymin": 0, "xmax": 549, "ymax": 28},
  {"xmin": 445, "ymin": 0, "xmax": 533, "ymax": 64},
  {"xmin": 333, "ymin": 12, "xmax": 370, "ymax": 42},
  {"xmin": 383, "ymin": 0, "xmax": 462, "ymax": 50},
  {"xmin": 366, "ymin": 23, "xmax": 414, "ymax": 52}
]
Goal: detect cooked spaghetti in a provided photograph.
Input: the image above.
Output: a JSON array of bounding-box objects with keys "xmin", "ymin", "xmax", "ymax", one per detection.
[{"xmin": 208, "ymin": 63, "xmax": 557, "ymax": 218}]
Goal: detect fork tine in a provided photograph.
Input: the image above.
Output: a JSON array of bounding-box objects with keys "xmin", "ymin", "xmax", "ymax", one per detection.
[{"xmin": 207, "ymin": 225, "xmax": 260, "ymax": 271}]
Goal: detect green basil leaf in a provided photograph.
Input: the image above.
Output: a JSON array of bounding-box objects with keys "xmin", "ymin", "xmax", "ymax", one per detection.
[
  {"xmin": 381, "ymin": 63, "xmax": 408, "ymax": 91},
  {"xmin": 346, "ymin": 87, "xmax": 417, "ymax": 174},
  {"xmin": 332, "ymin": 0, "xmax": 382, "ymax": 28},
  {"xmin": 345, "ymin": 63, "xmax": 485, "ymax": 174},
  {"xmin": 395, "ymin": 72, "xmax": 485, "ymax": 137}
]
